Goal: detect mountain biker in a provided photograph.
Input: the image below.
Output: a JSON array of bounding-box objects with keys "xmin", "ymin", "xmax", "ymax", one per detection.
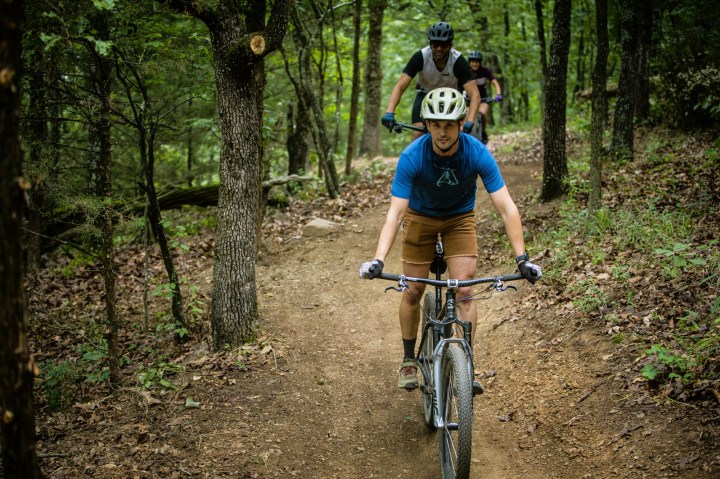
[
  {"xmin": 380, "ymin": 22, "xmax": 481, "ymax": 141},
  {"xmin": 360, "ymin": 87, "xmax": 541, "ymax": 391},
  {"xmin": 466, "ymin": 50, "xmax": 503, "ymax": 144}
]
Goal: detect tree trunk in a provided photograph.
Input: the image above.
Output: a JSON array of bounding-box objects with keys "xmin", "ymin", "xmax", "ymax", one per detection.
[
  {"xmin": 573, "ymin": 31, "xmax": 585, "ymax": 102},
  {"xmin": 146, "ymin": 136, "xmax": 187, "ymax": 330},
  {"xmin": 635, "ymin": 0, "xmax": 654, "ymax": 120},
  {"xmin": 535, "ymin": 0, "xmax": 549, "ymax": 112},
  {"xmin": 0, "ymin": 1, "xmax": 43, "ymax": 476},
  {"xmin": 115, "ymin": 54, "xmax": 187, "ymax": 331},
  {"xmin": 589, "ymin": 0, "xmax": 609, "ymax": 214},
  {"xmin": 159, "ymin": 0, "xmax": 290, "ymax": 348},
  {"xmin": 345, "ymin": 0, "xmax": 362, "ymax": 173},
  {"xmin": 286, "ymin": 3, "xmax": 340, "ymax": 198},
  {"xmin": 24, "ymin": 6, "xmax": 50, "ymax": 274},
  {"xmin": 359, "ymin": 0, "xmax": 386, "ymax": 158},
  {"xmin": 87, "ymin": 10, "xmax": 121, "ymax": 386},
  {"xmin": 287, "ymin": 101, "xmax": 310, "ymax": 178},
  {"xmin": 611, "ymin": 0, "xmax": 639, "ymax": 160},
  {"xmin": 540, "ymin": 0, "xmax": 572, "ymax": 202},
  {"xmin": 187, "ymin": 98, "xmax": 194, "ymax": 187},
  {"xmin": 211, "ymin": 35, "xmax": 264, "ymax": 346}
]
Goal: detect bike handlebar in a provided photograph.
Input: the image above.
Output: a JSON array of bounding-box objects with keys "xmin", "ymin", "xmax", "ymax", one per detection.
[
  {"xmin": 376, "ymin": 272, "xmax": 524, "ymax": 288},
  {"xmin": 391, "ymin": 122, "xmax": 428, "ymax": 134}
]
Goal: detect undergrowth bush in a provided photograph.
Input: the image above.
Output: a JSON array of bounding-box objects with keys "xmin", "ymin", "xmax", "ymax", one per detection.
[{"xmin": 534, "ymin": 128, "xmax": 719, "ymax": 400}]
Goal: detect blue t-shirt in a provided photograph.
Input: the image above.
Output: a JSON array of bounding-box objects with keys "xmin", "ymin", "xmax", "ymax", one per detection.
[{"xmin": 390, "ymin": 133, "xmax": 505, "ymax": 217}]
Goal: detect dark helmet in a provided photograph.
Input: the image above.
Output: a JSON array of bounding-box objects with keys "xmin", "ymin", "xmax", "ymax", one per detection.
[
  {"xmin": 427, "ymin": 22, "xmax": 454, "ymax": 42},
  {"xmin": 467, "ymin": 50, "xmax": 483, "ymax": 62}
]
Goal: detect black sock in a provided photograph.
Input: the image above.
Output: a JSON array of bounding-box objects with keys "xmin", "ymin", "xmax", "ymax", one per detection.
[{"xmin": 403, "ymin": 338, "xmax": 417, "ymax": 360}]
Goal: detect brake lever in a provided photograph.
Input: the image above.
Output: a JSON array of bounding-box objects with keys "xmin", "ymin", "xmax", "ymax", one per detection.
[
  {"xmin": 385, "ymin": 278, "xmax": 408, "ymax": 293},
  {"xmin": 494, "ymin": 280, "xmax": 517, "ymax": 292}
]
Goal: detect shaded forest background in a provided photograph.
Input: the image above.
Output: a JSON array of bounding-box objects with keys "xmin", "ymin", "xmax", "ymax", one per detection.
[{"xmin": 1, "ymin": 0, "xmax": 719, "ymax": 477}]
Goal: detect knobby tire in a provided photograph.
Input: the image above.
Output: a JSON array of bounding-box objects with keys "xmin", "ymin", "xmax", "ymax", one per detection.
[
  {"xmin": 420, "ymin": 291, "xmax": 436, "ymax": 429},
  {"xmin": 439, "ymin": 344, "xmax": 473, "ymax": 479}
]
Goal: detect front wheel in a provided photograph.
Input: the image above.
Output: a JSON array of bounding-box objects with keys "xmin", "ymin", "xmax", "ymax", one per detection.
[
  {"xmin": 420, "ymin": 291, "xmax": 436, "ymax": 429},
  {"xmin": 439, "ymin": 344, "xmax": 473, "ymax": 479}
]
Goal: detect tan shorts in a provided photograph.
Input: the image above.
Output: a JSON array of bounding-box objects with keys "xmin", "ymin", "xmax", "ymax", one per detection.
[{"xmin": 401, "ymin": 210, "xmax": 477, "ymax": 264}]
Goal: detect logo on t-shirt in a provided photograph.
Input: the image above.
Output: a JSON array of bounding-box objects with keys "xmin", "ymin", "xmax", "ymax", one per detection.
[{"xmin": 435, "ymin": 166, "xmax": 459, "ymax": 186}]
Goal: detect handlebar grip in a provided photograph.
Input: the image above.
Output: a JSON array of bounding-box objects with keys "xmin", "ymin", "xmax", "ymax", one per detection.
[
  {"xmin": 503, "ymin": 273, "xmax": 524, "ymax": 281},
  {"xmin": 378, "ymin": 273, "xmax": 402, "ymax": 281}
]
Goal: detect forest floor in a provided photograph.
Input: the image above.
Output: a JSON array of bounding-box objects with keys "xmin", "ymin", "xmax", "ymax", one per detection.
[{"xmin": 27, "ymin": 130, "xmax": 719, "ymax": 479}]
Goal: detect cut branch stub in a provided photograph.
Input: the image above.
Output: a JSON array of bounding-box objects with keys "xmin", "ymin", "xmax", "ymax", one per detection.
[{"xmin": 250, "ymin": 35, "xmax": 266, "ymax": 55}]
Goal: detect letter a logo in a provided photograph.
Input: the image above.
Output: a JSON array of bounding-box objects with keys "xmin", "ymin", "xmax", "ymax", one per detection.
[{"xmin": 436, "ymin": 168, "xmax": 459, "ymax": 187}]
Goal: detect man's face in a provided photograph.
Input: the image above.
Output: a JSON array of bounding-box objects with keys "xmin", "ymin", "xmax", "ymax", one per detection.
[
  {"xmin": 426, "ymin": 119, "xmax": 462, "ymax": 153},
  {"xmin": 430, "ymin": 41, "xmax": 451, "ymax": 61}
]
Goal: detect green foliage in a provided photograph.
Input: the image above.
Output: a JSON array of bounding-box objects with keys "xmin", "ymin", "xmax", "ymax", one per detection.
[
  {"xmin": 642, "ymin": 345, "xmax": 696, "ymax": 383},
  {"xmin": 654, "ymin": 241, "xmax": 716, "ymax": 280},
  {"xmin": 39, "ymin": 337, "xmax": 111, "ymax": 411},
  {"xmin": 137, "ymin": 361, "xmax": 185, "ymax": 391},
  {"xmin": 654, "ymin": 0, "xmax": 720, "ymax": 127},
  {"xmin": 39, "ymin": 359, "xmax": 81, "ymax": 412},
  {"xmin": 569, "ymin": 279, "xmax": 607, "ymax": 312}
]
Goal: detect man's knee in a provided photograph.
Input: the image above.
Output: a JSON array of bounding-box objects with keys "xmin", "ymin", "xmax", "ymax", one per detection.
[
  {"xmin": 402, "ymin": 288, "xmax": 424, "ymax": 306},
  {"xmin": 458, "ymin": 286, "xmax": 474, "ymax": 298}
]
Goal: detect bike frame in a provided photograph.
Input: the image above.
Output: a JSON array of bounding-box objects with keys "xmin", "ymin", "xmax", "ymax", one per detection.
[
  {"xmin": 419, "ymin": 235, "xmax": 475, "ymax": 429},
  {"xmin": 376, "ymin": 236, "xmax": 526, "ymax": 478},
  {"xmin": 380, "ymin": 234, "xmax": 523, "ymax": 428}
]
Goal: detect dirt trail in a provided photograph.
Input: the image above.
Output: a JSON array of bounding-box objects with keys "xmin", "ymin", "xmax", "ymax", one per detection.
[
  {"xmin": 164, "ymin": 146, "xmax": 719, "ymax": 479},
  {"xmin": 181, "ymin": 153, "xmax": 583, "ymax": 478},
  {"xmin": 35, "ymin": 137, "xmax": 719, "ymax": 479}
]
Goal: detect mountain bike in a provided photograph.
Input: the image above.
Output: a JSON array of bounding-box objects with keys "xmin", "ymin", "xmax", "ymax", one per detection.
[
  {"xmin": 469, "ymin": 97, "xmax": 502, "ymax": 144},
  {"xmin": 375, "ymin": 234, "xmax": 525, "ymax": 479}
]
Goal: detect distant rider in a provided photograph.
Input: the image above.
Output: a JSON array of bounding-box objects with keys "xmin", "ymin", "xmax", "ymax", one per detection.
[
  {"xmin": 466, "ymin": 50, "xmax": 503, "ymax": 144},
  {"xmin": 380, "ymin": 22, "xmax": 481, "ymax": 140}
]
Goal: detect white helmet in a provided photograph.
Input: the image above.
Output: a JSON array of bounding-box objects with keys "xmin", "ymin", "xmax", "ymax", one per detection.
[{"xmin": 420, "ymin": 88, "xmax": 467, "ymax": 121}]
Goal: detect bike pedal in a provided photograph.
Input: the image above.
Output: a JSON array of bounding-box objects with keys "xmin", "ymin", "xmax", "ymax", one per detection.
[{"xmin": 404, "ymin": 384, "xmax": 419, "ymax": 392}]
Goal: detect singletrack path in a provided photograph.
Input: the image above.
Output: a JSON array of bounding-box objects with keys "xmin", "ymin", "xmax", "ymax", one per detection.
[
  {"xmin": 181, "ymin": 142, "xmax": 716, "ymax": 479},
  {"xmin": 188, "ymin": 149, "xmax": 576, "ymax": 478}
]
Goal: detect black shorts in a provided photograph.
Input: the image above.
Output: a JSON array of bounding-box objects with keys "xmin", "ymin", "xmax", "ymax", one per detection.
[{"xmin": 411, "ymin": 91, "xmax": 427, "ymax": 124}]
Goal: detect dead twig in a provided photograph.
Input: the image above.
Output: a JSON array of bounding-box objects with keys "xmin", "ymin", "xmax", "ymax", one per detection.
[{"xmin": 577, "ymin": 378, "xmax": 607, "ymax": 403}]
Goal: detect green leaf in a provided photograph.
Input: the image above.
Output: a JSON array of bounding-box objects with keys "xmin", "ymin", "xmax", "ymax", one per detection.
[
  {"xmin": 185, "ymin": 397, "xmax": 201, "ymax": 408},
  {"xmin": 94, "ymin": 40, "xmax": 113, "ymax": 56},
  {"xmin": 641, "ymin": 363, "xmax": 659, "ymax": 380},
  {"xmin": 673, "ymin": 256, "xmax": 687, "ymax": 267},
  {"xmin": 91, "ymin": 0, "xmax": 116, "ymax": 10},
  {"xmin": 711, "ymin": 296, "xmax": 720, "ymax": 316},
  {"xmin": 673, "ymin": 242, "xmax": 690, "ymax": 252},
  {"xmin": 159, "ymin": 378, "xmax": 179, "ymax": 390},
  {"xmin": 39, "ymin": 33, "xmax": 62, "ymax": 51}
]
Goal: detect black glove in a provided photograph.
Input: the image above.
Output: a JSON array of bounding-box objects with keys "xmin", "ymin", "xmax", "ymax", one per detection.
[
  {"xmin": 463, "ymin": 120, "xmax": 474, "ymax": 133},
  {"xmin": 359, "ymin": 259, "xmax": 384, "ymax": 279},
  {"xmin": 518, "ymin": 260, "xmax": 542, "ymax": 284},
  {"xmin": 381, "ymin": 112, "xmax": 397, "ymax": 131}
]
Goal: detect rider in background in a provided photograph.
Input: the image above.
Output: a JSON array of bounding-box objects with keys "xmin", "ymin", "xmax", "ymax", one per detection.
[
  {"xmin": 361, "ymin": 88, "xmax": 541, "ymax": 391},
  {"xmin": 466, "ymin": 51, "xmax": 503, "ymax": 144},
  {"xmin": 380, "ymin": 22, "xmax": 481, "ymax": 141}
]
